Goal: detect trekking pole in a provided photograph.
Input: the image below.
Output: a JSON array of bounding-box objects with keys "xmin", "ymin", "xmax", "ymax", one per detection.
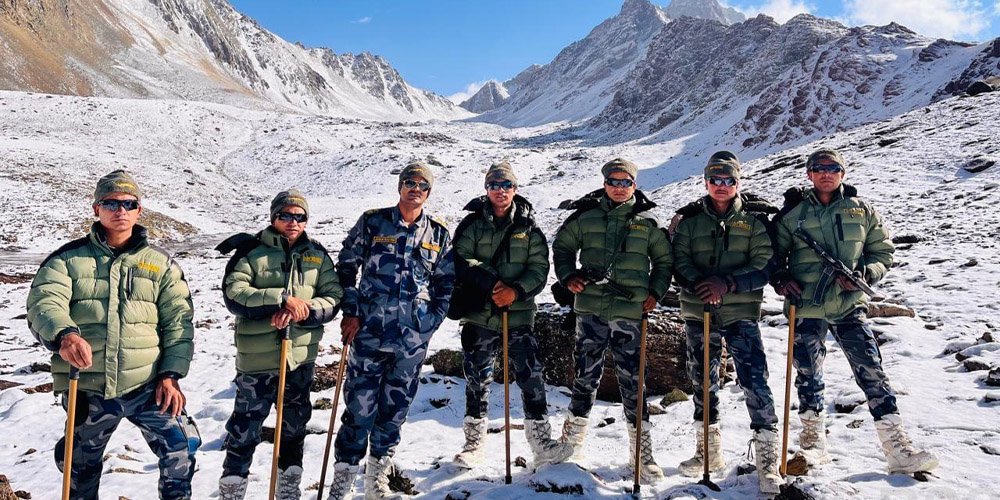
[
  {"xmin": 698, "ymin": 306, "xmax": 720, "ymax": 491},
  {"xmin": 780, "ymin": 304, "xmax": 797, "ymax": 476},
  {"xmin": 502, "ymin": 307, "xmax": 512, "ymax": 485},
  {"xmin": 632, "ymin": 313, "xmax": 650, "ymax": 497},
  {"xmin": 62, "ymin": 367, "xmax": 80, "ymax": 500},
  {"xmin": 317, "ymin": 342, "xmax": 351, "ymax": 500},
  {"xmin": 268, "ymin": 326, "xmax": 292, "ymax": 500}
]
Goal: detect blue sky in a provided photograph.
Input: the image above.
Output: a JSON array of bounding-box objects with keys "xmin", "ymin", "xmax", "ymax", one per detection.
[{"xmin": 229, "ymin": 0, "xmax": 1000, "ymax": 101}]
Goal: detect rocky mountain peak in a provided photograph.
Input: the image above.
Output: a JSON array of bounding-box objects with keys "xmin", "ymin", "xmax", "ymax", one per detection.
[
  {"xmin": 459, "ymin": 81, "xmax": 510, "ymax": 113},
  {"xmin": 664, "ymin": 0, "xmax": 745, "ymax": 25}
]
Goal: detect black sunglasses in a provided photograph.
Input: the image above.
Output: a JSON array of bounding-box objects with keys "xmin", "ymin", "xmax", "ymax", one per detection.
[
  {"xmin": 808, "ymin": 163, "xmax": 844, "ymax": 174},
  {"xmin": 97, "ymin": 199, "xmax": 140, "ymax": 211},
  {"xmin": 486, "ymin": 181, "xmax": 516, "ymax": 192},
  {"xmin": 605, "ymin": 178, "xmax": 635, "ymax": 188},
  {"xmin": 276, "ymin": 212, "xmax": 308, "ymax": 223},
  {"xmin": 708, "ymin": 176, "xmax": 737, "ymax": 187},
  {"xmin": 402, "ymin": 179, "xmax": 431, "ymax": 192}
]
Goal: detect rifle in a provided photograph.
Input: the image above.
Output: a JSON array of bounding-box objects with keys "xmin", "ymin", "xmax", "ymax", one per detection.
[
  {"xmin": 578, "ymin": 267, "xmax": 635, "ymax": 300},
  {"xmin": 792, "ymin": 225, "xmax": 881, "ymax": 305}
]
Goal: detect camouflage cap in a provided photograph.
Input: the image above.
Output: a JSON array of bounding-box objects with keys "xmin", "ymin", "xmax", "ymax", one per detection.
[
  {"xmin": 704, "ymin": 150, "xmax": 742, "ymax": 180},
  {"xmin": 398, "ymin": 161, "xmax": 434, "ymax": 190},
  {"xmin": 270, "ymin": 189, "xmax": 309, "ymax": 221},
  {"xmin": 485, "ymin": 160, "xmax": 518, "ymax": 186},
  {"xmin": 601, "ymin": 158, "xmax": 638, "ymax": 180},
  {"xmin": 93, "ymin": 169, "xmax": 142, "ymax": 204},
  {"xmin": 807, "ymin": 148, "xmax": 847, "ymax": 170}
]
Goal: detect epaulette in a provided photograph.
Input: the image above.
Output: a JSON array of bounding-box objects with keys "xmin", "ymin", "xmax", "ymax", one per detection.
[{"xmin": 429, "ymin": 215, "xmax": 448, "ymax": 228}]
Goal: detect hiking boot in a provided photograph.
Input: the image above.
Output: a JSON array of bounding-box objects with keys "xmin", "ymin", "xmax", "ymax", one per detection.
[
  {"xmin": 453, "ymin": 416, "xmax": 487, "ymax": 469},
  {"xmin": 753, "ymin": 429, "xmax": 784, "ymax": 495},
  {"xmin": 364, "ymin": 455, "xmax": 400, "ymax": 500},
  {"xmin": 326, "ymin": 462, "xmax": 358, "ymax": 500},
  {"xmin": 560, "ymin": 415, "xmax": 589, "ymax": 461},
  {"xmin": 218, "ymin": 476, "xmax": 248, "ymax": 500},
  {"xmin": 678, "ymin": 421, "xmax": 725, "ymax": 477},
  {"xmin": 628, "ymin": 424, "xmax": 665, "ymax": 483},
  {"xmin": 798, "ymin": 410, "xmax": 831, "ymax": 464},
  {"xmin": 525, "ymin": 418, "xmax": 574, "ymax": 467},
  {"xmin": 875, "ymin": 414, "xmax": 939, "ymax": 474},
  {"xmin": 276, "ymin": 465, "xmax": 302, "ymax": 500}
]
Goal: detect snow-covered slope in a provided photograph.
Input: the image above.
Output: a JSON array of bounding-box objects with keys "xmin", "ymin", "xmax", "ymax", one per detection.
[
  {"xmin": 663, "ymin": 0, "xmax": 744, "ymax": 25},
  {"xmin": 1, "ymin": 85, "xmax": 999, "ymax": 498},
  {"xmin": 0, "ymin": 0, "xmax": 468, "ymax": 120}
]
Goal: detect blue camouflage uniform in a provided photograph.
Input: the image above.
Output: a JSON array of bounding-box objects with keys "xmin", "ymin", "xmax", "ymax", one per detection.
[{"xmin": 334, "ymin": 206, "xmax": 455, "ymax": 465}]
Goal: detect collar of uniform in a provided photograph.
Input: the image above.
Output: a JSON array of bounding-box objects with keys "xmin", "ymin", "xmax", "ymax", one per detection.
[
  {"xmin": 700, "ymin": 193, "xmax": 743, "ymax": 219},
  {"xmin": 260, "ymin": 226, "xmax": 310, "ymax": 251},
  {"xmin": 89, "ymin": 222, "xmax": 148, "ymax": 255},
  {"xmin": 600, "ymin": 194, "xmax": 636, "ymax": 214},
  {"xmin": 807, "ymin": 184, "xmax": 846, "ymax": 205},
  {"xmin": 392, "ymin": 205, "xmax": 426, "ymax": 228}
]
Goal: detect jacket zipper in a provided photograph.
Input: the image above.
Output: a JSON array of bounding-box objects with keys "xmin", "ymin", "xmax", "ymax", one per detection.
[
  {"xmin": 125, "ymin": 267, "xmax": 134, "ymax": 299},
  {"xmin": 835, "ymin": 214, "xmax": 845, "ymax": 241}
]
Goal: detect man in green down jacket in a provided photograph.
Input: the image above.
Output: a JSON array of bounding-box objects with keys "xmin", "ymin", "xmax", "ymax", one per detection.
[
  {"xmin": 670, "ymin": 151, "xmax": 782, "ymax": 494},
  {"xmin": 772, "ymin": 148, "xmax": 937, "ymax": 474},
  {"xmin": 552, "ymin": 158, "xmax": 672, "ymax": 483},
  {"xmin": 451, "ymin": 161, "xmax": 573, "ymax": 469},
  {"xmin": 217, "ymin": 189, "xmax": 343, "ymax": 500},
  {"xmin": 26, "ymin": 170, "xmax": 197, "ymax": 500}
]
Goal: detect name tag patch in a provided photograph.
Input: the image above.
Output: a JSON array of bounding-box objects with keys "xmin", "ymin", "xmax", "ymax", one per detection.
[
  {"xmin": 373, "ymin": 236, "xmax": 396, "ymax": 244},
  {"xmin": 302, "ymin": 256, "xmax": 323, "ymax": 265},
  {"xmin": 136, "ymin": 262, "xmax": 161, "ymax": 274},
  {"xmin": 421, "ymin": 242, "xmax": 441, "ymax": 252}
]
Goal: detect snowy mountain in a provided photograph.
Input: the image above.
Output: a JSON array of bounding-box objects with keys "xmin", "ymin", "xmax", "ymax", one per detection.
[
  {"xmin": 459, "ymin": 80, "xmax": 509, "ymax": 113},
  {"xmin": 0, "ymin": 0, "xmax": 468, "ymax": 120},
  {"xmin": 474, "ymin": 0, "xmax": 669, "ymax": 127},
  {"xmin": 663, "ymin": 0, "xmax": 744, "ymax": 25}
]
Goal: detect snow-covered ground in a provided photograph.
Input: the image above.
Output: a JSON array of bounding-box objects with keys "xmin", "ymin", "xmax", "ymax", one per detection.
[{"xmin": 1, "ymin": 88, "xmax": 998, "ymax": 499}]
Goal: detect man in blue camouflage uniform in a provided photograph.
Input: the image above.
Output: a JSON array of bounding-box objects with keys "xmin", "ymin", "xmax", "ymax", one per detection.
[{"xmin": 328, "ymin": 162, "xmax": 455, "ymax": 500}]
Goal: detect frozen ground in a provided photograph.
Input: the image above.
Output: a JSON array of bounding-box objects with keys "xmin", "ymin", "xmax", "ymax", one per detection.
[{"xmin": 1, "ymin": 89, "xmax": 998, "ymax": 498}]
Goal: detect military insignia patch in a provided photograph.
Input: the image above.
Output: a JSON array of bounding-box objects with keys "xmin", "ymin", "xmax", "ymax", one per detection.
[
  {"xmin": 421, "ymin": 242, "xmax": 441, "ymax": 252},
  {"xmin": 373, "ymin": 236, "xmax": 396, "ymax": 244}
]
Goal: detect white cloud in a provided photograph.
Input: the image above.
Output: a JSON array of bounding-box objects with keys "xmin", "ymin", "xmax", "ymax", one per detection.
[
  {"xmin": 446, "ymin": 80, "xmax": 490, "ymax": 104},
  {"xmin": 994, "ymin": 0, "xmax": 1000, "ymax": 14},
  {"xmin": 843, "ymin": 0, "xmax": 987, "ymax": 40},
  {"xmin": 351, "ymin": 16, "xmax": 372, "ymax": 24},
  {"xmin": 728, "ymin": 0, "xmax": 816, "ymax": 23}
]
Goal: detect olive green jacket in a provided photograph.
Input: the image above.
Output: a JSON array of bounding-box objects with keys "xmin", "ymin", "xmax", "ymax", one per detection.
[
  {"xmin": 553, "ymin": 190, "xmax": 672, "ymax": 321},
  {"xmin": 672, "ymin": 193, "xmax": 777, "ymax": 326},
  {"xmin": 453, "ymin": 195, "xmax": 549, "ymax": 331},
  {"xmin": 222, "ymin": 227, "xmax": 342, "ymax": 374},
  {"xmin": 772, "ymin": 184, "xmax": 894, "ymax": 321},
  {"xmin": 26, "ymin": 223, "xmax": 194, "ymax": 398}
]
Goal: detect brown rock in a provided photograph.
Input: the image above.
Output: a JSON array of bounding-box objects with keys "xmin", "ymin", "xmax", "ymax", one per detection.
[
  {"xmin": 22, "ymin": 383, "xmax": 52, "ymax": 394},
  {"xmin": 427, "ymin": 349, "xmax": 464, "ymax": 377},
  {"xmin": 0, "ymin": 475, "xmax": 19, "ymax": 500},
  {"xmin": 868, "ymin": 303, "xmax": 916, "ymax": 318},
  {"xmin": 311, "ymin": 361, "xmax": 346, "ymax": 392}
]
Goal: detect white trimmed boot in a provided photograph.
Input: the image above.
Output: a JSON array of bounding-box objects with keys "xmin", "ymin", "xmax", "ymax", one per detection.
[
  {"xmin": 753, "ymin": 429, "xmax": 784, "ymax": 495},
  {"xmin": 525, "ymin": 418, "xmax": 574, "ymax": 467},
  {"xmin": 627, "ymin": 425, "xmax": 666, "ymax": 483},
  {"xmin": 875, "ymin": 414, "xmax": 939, "ymax": 474},
  {"xmin": 453, "ymin": 416, "xmax": 487, "ymax": 469},
  {"xmin": 364, "ymin": 455, "xmax": 400, "ymax": 500},
  {"xmin": 678, "ymin": 422, "xmax": 725, "ymax": 477},
  {"xmin": 326, "ymin": 462, "xmax": 358, "ymax": 500},
  {"xmin": 276, "ymin": 465, "xmax": 302, "ymax": 500},
  {"xmin": 798, "ymin": 410, "xmax": 831, "ymax": 464},
  {"xmin": 560, "ymin": 415, "xmax": 589, "ymax": 461},
  {"xmin": 218, "ymin": 476, "xmax": 248, "ymax": 500}
]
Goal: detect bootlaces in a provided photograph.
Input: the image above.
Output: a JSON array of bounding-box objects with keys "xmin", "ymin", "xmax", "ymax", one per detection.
[
  {"xmin": 277, "ymin": 469, "xmax": 301, "ymax": 499},
  {"xmin": 328, "ymin": 469, "xmax": 354, "ymax": 497},
  {"xmin": 462, "ymin": 422, "xmax": 484, "ymax": 452},
  {"xmin": 219, "ymin": 481, "xmax": 245, "ymax": 498},
  {"xmin": 887, "ymin": 427, "xmax": 916, "ymax": 455}
]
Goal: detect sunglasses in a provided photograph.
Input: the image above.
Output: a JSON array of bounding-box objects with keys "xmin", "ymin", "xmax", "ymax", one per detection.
[
  {"xmin": 604, "ymin": 178, "xmax": 635, "ymax": 188},
  {"xmin": 707, "ymin": 176, "xmax": 737, "ymax": 187},
  {"xmin": 97, "ymin": 199, "xmax": 140, "ymax": 211},
  {"xmin": 808, "ymin": 163, "xmax": 844, "ymax": 174},
  {"xmin": 276, "ymin": 212, "xmax": 308, "ymax": 223},
  {"xmin": 486, "ymin": 181, "xmax": 516, "ymax": 192},
  {"xmin": 402, "ymin": 179, "xmax": 431, "ymax": 192}
]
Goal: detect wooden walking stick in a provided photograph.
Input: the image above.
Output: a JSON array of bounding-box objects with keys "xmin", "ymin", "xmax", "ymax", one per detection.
[
  {"xmin": 316, "ymin": 342, "xmax": 351, "ymax": 500},
  {"xmin": 62, "ymin": 367, "xmax": 80, "ymax": 500},
  {"xmin": 780, "ymin": 305, "xmax": 797, "ymax": 476},
  {"xmin": 698, "ymin": 306, "xmax": 720, "ymax": 491},
  {"xmin": 502, "ymin": 307, "xmax": 512, "ymax": 484},
  {"xmin": 632, "ymin": 313, "xmax": 650, "ymax": 497},
  {"xmin": 268, "ymin": 326, "xmax": 292, "ymax": 500}
]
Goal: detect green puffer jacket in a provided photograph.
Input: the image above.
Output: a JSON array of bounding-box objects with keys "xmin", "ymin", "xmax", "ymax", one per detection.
[
  {"xmin": 453, "ymin": 195, "xmax": 549, "ymax": 331},
  {"xmin": 772, "ymin": 184, "xmax": 894, "ymax": 321},
  {"xmin": 222, "ymin": 227, "xmax": 343, "ymax": 374},
  {"xmin": 26, "ymin": 223, "xmax": 194, "ymax": 399},
  {"xmin": 553, "ymin": 189, "xmax": 672, "ymax": 321},
  {"xmin": 672, "ymin": 193, "xmax": 777, "ymax": 326}
]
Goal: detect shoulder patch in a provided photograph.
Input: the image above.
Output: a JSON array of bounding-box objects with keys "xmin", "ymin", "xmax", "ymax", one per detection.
[
  {"xmin": 729, "ymin": 220, "xmax": 752, "ymax": 232},
  {"xmin": 512, "ymin": 231, "xmax": 529, "ymax": 239},
  {"xmin": 136, "ymin": 261, "xmax": 162, "ymax": 274},
  {"xmin": 429, "ymin": 215, "xmax": 448, "ymax": 228},
  {"xmin": 302, "ymin": 255, "xmax": 324, "ymax": 266}
]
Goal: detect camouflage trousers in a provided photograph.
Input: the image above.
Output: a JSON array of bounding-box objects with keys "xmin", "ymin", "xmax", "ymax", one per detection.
[
  {"xmin": 568, "ymin": 314, "xmax": 649, "ymax": 425},
  {"xmin": 55, "ymin": 382, "xmax": 199, "ymax": 500},
  {"xmin": 794, "ymin": 311, "xmax": 898, "ymax": 419},
  {"xmin": 221, "ymin": 363, "xmax": 315, "ymax": 477},
  {"xmin": 334, "ymin": 329, "xmax": 428, "ymax": 465},
  {"xmin": 461, "ymin": 323, "xmax": 548, "ymax": 420},
  {"xmin": 684, "ymin": 319, "xmax": 779, "ymax": 431}
]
